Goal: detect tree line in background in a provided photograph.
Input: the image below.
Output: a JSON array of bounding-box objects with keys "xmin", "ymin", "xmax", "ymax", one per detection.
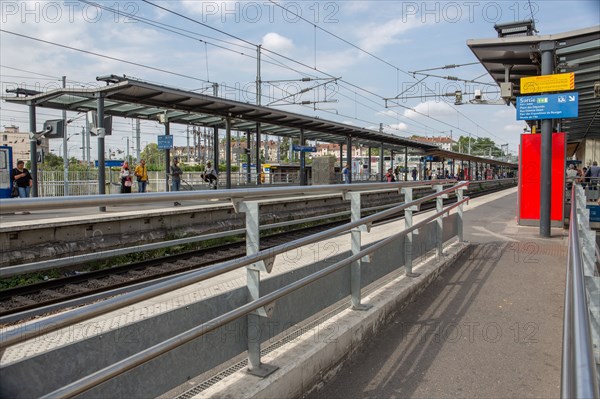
[{"xmin": 452, "ymin": 136, "xmax": 505, "ymax": 157}]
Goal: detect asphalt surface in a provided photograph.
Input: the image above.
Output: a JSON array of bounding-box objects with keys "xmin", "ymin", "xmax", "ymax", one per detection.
[{"xmin": 307, "ymin": 190, "xmax": 567, "ymax": 399}]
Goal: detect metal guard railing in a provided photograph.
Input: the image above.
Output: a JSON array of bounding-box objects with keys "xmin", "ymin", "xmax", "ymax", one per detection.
[
  {"xmin": 561, "ymin": 184, "xmax": 600, "ymax": 399},
  {"xmin": 1, "ymin": 181, "xmax": 471, "ymax": 399},
  {"xmin": 0, "ymin": 179, "xmax": 490, "ymax": 279}
]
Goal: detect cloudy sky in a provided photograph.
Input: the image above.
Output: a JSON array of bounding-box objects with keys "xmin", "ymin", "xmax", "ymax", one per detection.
[{"xmin": 1, "ymin": 0, "xmax": 598, "ymax": 158}]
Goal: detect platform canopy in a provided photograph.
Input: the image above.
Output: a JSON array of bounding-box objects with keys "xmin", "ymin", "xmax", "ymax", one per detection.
[
  {"xmin": 425, "ymin": 149, "xmax": 516, "ymax": 168},
  {"xmin": 4, "ymin": 77, "xmax": 437, "ymax": 154},
  {"xmin": 4, "ymin": 75, "xmax": 516, "ymax": 168},
  {"xmin": 468, "ymin": 26, "xmax": 600, "ymax": 152}
]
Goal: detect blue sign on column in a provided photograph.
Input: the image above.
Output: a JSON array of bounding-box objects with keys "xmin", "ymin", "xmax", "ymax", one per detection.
[
  {"xmin": 516, "ymin": 92, "xmax": 578, "ymax": 120},
  {"xmin": 292, "ymin": 144, "xmax": 316, "ymax": 152},
  {"xmin": 95, "ymin": 160, "xmax": 125, "ymax": 167},
  {"xmin": 158, "ymin": 135, "xmax": 173, "ymax": 149}
]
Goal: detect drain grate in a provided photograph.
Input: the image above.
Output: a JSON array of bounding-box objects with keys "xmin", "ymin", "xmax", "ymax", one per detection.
[
  {"xmin": 175, "ymin": 264, "xmax": 409, "ymax": 398},
  {"xmin": 175, "ymin": 302, "xmax": 351, "ymax": 399}
]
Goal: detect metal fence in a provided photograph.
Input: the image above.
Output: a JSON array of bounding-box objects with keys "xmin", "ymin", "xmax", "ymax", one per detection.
[
  {"xmin": 561, "ymin": 183, "xmax": 600, "ymax": 399},
  {"xmin": 35, "ymin": 170, "xmax": 316, "ymax": 196},
  {"xmin": 0, "ymin": 180, "xmax": 469, "ymax": 399},
  {"xmin": 35, "ymin": 169, "xmax": 512, "ymax": 196}
]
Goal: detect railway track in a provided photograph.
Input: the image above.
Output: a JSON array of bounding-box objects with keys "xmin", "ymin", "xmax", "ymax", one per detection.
[
  {"xmin": 0, "ymin": 223, "xmax": 340, "ymax": 320},
  {"xmin": 0, "ymin": 183, "xmax": 513, "ymax": 321}
]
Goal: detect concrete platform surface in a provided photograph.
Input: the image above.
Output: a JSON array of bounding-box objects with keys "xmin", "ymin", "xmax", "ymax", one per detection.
[{"xmin": 306, "ymin": 188, "xmax": 567, "ymax": 399}]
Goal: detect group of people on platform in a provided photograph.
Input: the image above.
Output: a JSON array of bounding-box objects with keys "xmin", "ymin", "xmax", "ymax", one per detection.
[
  {"xmin": 566, "ymin": 161, "xmax": 600, "ymax": 189},
  {"xmin": 343, "ymin": 164, "xmax": 513, "ymax": 184},
  {"xmin": 119, "ymin": 159, "xmax": 148, "ymax": 194},
  {"xmin": 119, "ymin": 158, "xmax": 218, "ymax": 194},
  {"xmin": 7, "ymin": 157, "xmax": 219, "ymax": 200}
]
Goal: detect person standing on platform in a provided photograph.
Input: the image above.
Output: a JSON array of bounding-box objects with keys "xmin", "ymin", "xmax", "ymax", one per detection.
[
  {"xmin": 170, "ymin": 158, "xmax": 183, "ymax": 206},
  {"xmin": 342, "ymin": 163, "xmax": 350, "ymax": 184},
  {"xmin": 120, "ymin": 161, "xmax": 133, "ymax": 193},
  {"xmin": 411, "ymin": 168, "xmax": 417, "ymax": 181},
  {"xmin": 385, "ymin": 167, "xmax": 395, "ymax": 182},
  {"xmin": 587, "ymin": 161, "xmax": 600, "ymax": 189},
  {"xmin": 566, "ymin": 164, "xmax": 578, "ymax": 190},
  {"xmin": 134, "ymin": 159, "xmax": 148, "ymax": 193},
  {"xmin": 581, "ymin": 167, "xmax": 588, "ymax": 188},
  {"xmin": 11, "ymin": 160, "xmax": 32, "ymax": 198},
  {"xmin": 170, "ymin": 158, "xmax": 182, "ymax": 192}
]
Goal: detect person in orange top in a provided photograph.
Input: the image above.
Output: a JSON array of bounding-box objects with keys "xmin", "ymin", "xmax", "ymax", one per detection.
[{"xmin": 134, "ymin": 159, "xmax": 149, "ymax": 192}]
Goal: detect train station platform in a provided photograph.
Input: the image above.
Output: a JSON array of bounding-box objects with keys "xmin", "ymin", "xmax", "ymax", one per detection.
[
  {"xmin": 1, "ymin": 185, "xmax": 576, "ymax": 399},
  {"xmin": 306, "ymin": 187, "xmax": 567, "ymax": 399},
  {"xmin": 193, "ymin": 187, "xmax": 569, "ymax": 399}
]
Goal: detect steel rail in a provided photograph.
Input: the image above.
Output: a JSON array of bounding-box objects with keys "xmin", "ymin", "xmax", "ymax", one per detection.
[
  {"xmin": 40, "ymin": 195, "xmax": 470, "ymax": 399},
  {"xmin": 560, "ymin": 185, "xmax": 599, "ymax": 399},
  {"xmin": 0, "ymin": 181, "xmax": 468, "ymax": 348}
]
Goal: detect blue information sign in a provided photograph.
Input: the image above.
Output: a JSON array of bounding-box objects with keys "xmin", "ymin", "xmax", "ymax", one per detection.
[
  {"xmin": 95, "ymin": 160, "xmax": 124, "ymax": 167},
  {"xmin": 516, "ymin": 92, "xmax": 578, "ymax": 120},
  {"xmin": 292, "ymin": 144, "xmax": 317, "ymax": 152},
  {"xmin": 158, "ymin": 135, "xmax": 174, "ymax": 149}
]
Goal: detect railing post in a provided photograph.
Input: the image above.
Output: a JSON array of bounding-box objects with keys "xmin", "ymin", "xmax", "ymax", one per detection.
[
  {"xmin": 401, "ymin": 187, "xmax": 420, "ymax": 277},
  {"xmin": 456, "ymin": 184, "xmax": 467, "ymax": 243},
  {"xmin": 344, "ymin": 191, "xmax": 372, "ymax": 310},
  {"xmin": 238, "ymin": 201, "xmax": 278, "ymax": 377},
  {"xmin": 434, "ymin": 184, "xmax": 448, "ymax": 260}
]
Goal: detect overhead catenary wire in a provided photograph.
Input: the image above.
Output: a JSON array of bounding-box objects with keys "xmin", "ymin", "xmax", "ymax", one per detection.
[
  {"xmin": 0, "ymin": 31, "xmax": 496, "ymax": 149},
  {"xmin": 76, "ymin": 0, "xmax": 325, "ymax": 100},
  {"xmin": 90, "ymin": 0, "xmax": 501, "ymax": 144},
  {"xmin": 0, "ymin": 30, "xmax": 212, "ymax": 86},
  {"xmin": 2, "ymin": 1, "xmax": 508, "ymax": 149}
]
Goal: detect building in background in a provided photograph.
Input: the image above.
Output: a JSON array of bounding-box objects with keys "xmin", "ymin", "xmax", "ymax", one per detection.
[
  {"xmin": 410, "ymin": 135, "xmax": 454, "ymax": 151},
  {"xmin": 0, "ymin": 125, "xmax": 49, "ymax": 164}
]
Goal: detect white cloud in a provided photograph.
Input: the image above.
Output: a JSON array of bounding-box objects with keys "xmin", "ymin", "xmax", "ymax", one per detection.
[
  {"xmin": 493, "ymin": 108, "xmax": 516, "ymax": 119},
  {"xmin": 180, "ymin": 0, "xmax": 237, "ymax": 16},
  {"xmin": 313, "ymin": 48, "xmax": 362, "ymax": 73},
  {"xmin": 503, "ymin": 124, "xmax": 526, "ymax": 133},
  {"xmin": 261, "ymin": 32, "xmax": 294, "ymax": 53},
  {"xmin": 403, "ymin": 101, "xmax": 455, "ymax": 119},
  {"xmin": 388, "ymin": 123, "xmax": 408, "ymax": 131},
  {"xmin": 355, "ymin": 17, "xmax": 422, "ymax": 52}
]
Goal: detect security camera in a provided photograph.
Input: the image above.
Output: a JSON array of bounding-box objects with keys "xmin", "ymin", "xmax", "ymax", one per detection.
[{"xmin": 42, "ymin": 119, "xmax": 65, "ymax": 138}]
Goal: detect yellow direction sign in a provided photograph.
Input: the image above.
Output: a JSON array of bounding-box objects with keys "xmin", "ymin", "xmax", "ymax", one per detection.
[{"xmin": 520, "ymin": 73, "xmax": 574, "ymax": 94}]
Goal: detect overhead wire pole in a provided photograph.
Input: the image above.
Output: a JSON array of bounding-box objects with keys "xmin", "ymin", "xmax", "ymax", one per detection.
[
  {"xmin": 211, "ymin": 84, "xmax": 219, "ymax": 178},
  {"xmin": 135, "ymin": 119, "xmax": 141, "ymax": 164},
  {"xmin": 62, "ymin": 76, "xmax": 68, "ymax": 196},
  {"xmin": 256, "ymin": 45, "xmax": 262, "ymax": 185},
  {"xmin": 28, "ymin": 102, "xmax": 38, "ymax": 197},
  {"xmin": 97, "ymin": 96, "xmax": 106, "ymax": 212},
  {"xmin": 164, "ymin": 115, "xmax": 170, "ymax": 193},
  {"xmin": 468, "ymin": 132, "xmax": 472, "ymax": 155},
  {"xmin": 186, "ymin": 126, "xmax": 190, "ymax": 162},
  {"xmin": 81, "ymin": 126, "xmax": 85, "ymax": 164}
]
